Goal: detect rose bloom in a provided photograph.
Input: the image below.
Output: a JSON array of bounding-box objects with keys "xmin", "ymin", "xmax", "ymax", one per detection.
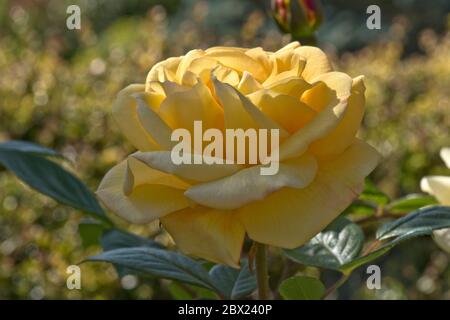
[
  {"xmin": 97, "ymin": 42, "xmax": 380, "ymax": 267},
  {"xmin": 421, "ymin": 148, "xmax": 450, "ymax": 253}
]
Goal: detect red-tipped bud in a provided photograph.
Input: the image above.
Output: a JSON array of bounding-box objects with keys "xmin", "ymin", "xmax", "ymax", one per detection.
[{"xmin": 271, "ymin": 0, "xmax": 324, "ymax": 39}]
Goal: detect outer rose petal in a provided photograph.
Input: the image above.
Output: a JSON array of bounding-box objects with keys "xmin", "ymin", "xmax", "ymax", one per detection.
[
  {"xmin": 149, "ymin": 81, "xmax": 191, "ymax": 96},
  {"xmin": 161, "ymin": 207, "xmax": 245, "ymax": 267},
  {"xmin": 133, "ymin": 151, "xmax": 243, "ymax": 182},
  {"xmin": 309, "ymin": 71, "xmax": 353, "ymax": 99},
  {"xmin": 277, "ymin": 96, "xmax": 348, "ymax": 160},
  {"xmin": 146, "ymin": 57, "xmax": 182, "ymax": 84},
  {"xmin": 134, "ymin": 94, "xmax": 176, "ymax": 150},
  {"xmin": 237, "ymin": 139, "xmax": 380, "ymax": 248},
  {"xmin": 184, "ymin": 153, "xmax": 317, "ymax": 210},
  {"xmin": 112, "ymin": 84, "xmax": 160, "ymax": 151},
  {"xmin": 420, "ymin": 176, "xmax": 450, "ymax": 205},
  {"xmin": 175, "ymin": 49, "xmax": 205, "ymax": 82},
  {"xmin": 294, "ymin": 46, "xmax": 333, "ymax": 82},
  {"xmin": 310, "ymin": 75, "xmax": 366, "ymax": 158},
  {"xmin": 96, "ymin": 157, "xmax": 190, "ymax": 224}
]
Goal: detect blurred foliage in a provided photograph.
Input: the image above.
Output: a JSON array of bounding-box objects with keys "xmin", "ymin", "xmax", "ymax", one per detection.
[
  {"xmin": 0, "ymin": 0, "xmax": 449, "ymax": 299},
  {"xmin": 317, "ymin": 0, "xmax": 450, "ymax": 53}
]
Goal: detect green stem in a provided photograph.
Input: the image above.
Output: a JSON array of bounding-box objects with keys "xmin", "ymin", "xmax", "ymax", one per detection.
[
  {"xmin": 321, "ymin": 272, "xmax": 350, "ymax": 300},
  {"xmin": 255, "ymin": 242, "xmax": 270, "ymax": 300},
  {"xmin": 291, "ymin": 33, "xmax": 317, "ymax": 46}
]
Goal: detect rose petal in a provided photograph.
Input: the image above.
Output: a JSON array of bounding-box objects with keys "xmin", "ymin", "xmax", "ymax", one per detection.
[
  {"xmin": 248, "ymin": 90, "xmax": 315, "ymax": 134},
  {"xmin": 213, "ymin": 80, "xmax": 289, "ymax": 137},
  {"xmin": 212, "ymin": 65, "xmax": 241, "ymax": 87},
  {"xmin": 133, "ymin": 151, "xmax": 243, "ymax": 182},
  {"xmin": 275, "ymin": 72, "xmax": 355, "ymax": 160},
  {"xmin": 206, "ymin": 46, "xmax": 247, "ymax": 53},
  {"xmin": 184, "ymin": 153, "xmax": 317, "ymax": 210},
  {"xmin": 294, "ymin": 46, "xmax": 333, "ymax": 82},
  {"xmin": 237, "ymin": 139, "xmax": 380, "ymax": 248},
  {"xmin": 277, "ymin": 96, "xmax": 348, "ymax": 161},
  {"xmin": 185, "ymin": 57, "xmax": 220, "ymax": 83},
  {"xmin": 146, "ymin": 57, "xmax": 182, "ymax": 85},
  {"xmin": 238, "ymin": 71, "xmax": 263, "ymax": 95},
  {"xmin": 263, "ymin": 53, "xmax": 305, "ymax": 86},
  {"xmin": 175, "ymin": 49, "xmax": 205, "ymax": 82},
  {"xmin": 134, "ymin": 93, "xmax": 176, "ymax": 150},
  {"xmin": 310, "ymin": 75, "xmax": 366, "ymax": 158},
  {"xmin": 276, "ymin": 41, "xmax": 301, "ymax": 53},
  {"xmin": 159, "ymin": 81, "xmax": 224, "ymax": 133},
  {"xmin": 309, "ymin": 71, "xmax": 353, "ymax": 99},
  {"xmin": 301, "ymin": 81, "xmax": 334, "ymax": 112},
  {"xmin": 112, "ymin": 84, "xmax": 160, "ymax": 151},
  {"xmin": 96, "ymin": 157, "xmax": 190, "ymax": 224},
  {"xmin": 150, "ymin": 81, "xmax": 191, "ymax": 96},
  {"xmin": 265, "ymin": 77, "xmax": 311, "ymax": 98},
  {"xmin": 245, "ymin": 47, "xmax": 272, "ymax": 75},
  {"xmin": 205, "ymin": 49, "xmax": 267, "ymax": 82},
  {"xmin": 161, "ymin": 207, "xmax": 245, "ymax": 267}
]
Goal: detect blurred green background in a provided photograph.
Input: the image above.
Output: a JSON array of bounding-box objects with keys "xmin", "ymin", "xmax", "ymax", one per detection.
[{"xmin": 0, "ymin": 0, "xmax": 449, "ymax": 299}]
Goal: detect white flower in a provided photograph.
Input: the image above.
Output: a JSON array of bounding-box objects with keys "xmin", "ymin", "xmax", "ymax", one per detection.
[{"xmin": 421, "ymin": 148, "xmax": 450, "ymax": 252}]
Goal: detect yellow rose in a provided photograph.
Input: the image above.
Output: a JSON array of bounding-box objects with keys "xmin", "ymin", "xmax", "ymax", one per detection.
[
  {"xmin": 97, "ymin": 42, "xmax": 380, "ymax": 267},
  {"xmin": 421, "ymin": 147, "xmax": 450, "ymax": 253}
]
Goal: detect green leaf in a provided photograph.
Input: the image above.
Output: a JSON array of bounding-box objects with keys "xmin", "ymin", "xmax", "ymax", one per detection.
[
  {"xmin": 100, "ymin": 229, "xmax": 164, "ymax": 251},
  {"xmin": 191, "ymin": 287, "xmax": 217, "ymax": 299},
  {"xmin": 78, "ymin": 219, "xmax": 107, "ymax": 248},
  {"xmin": 359, "ymin": 179, "xmax": 389, "ymax": 206},
  {"xmin": 339, "ymin": 246, "xmax": 393, "ymax": 274},
  {"xmin": 284, "ymin": 217, "xmax": 364, "ymax": 271},
  {"xmin": 279, "ymin": 276, "xmax": 325, "ymax": 300},
  {"xmin": 336, "ymin": 206, "xmax": 450, "ymax": 274},
  {"xmin": 100, "ymin": 229, "xmax": 164, "ymax": 277},
  {"xmin": 0, "ymin": 140, "xmax": 61, "ymax": 157},
  {"xmin": 344, "ymin": 200, "xmax": 376, "ymax": 217},
  {"xmin": 87, "ymin": 247, "xmax": 219, "ymax": 292},
  {"xmin": 286, "ymin": 204, "xmax": 450, "ymax": 275},
  {"xmin": 167, "ymin": 282, "xmax": 194, "ymax": 300},
  {"xmin": 0, "ymin": 141, "xmax": 110, "ymax": 224},
  {"xmin": 376, "ymin": 205, "xmax": 450, "ymax": 244},
  {"xmin": 387, "ymin": 194, "xmax": 438, "ymax": 214},
  {"xmin": 209, "ymin": 259, "xmax": 256, "ymax": 299}
]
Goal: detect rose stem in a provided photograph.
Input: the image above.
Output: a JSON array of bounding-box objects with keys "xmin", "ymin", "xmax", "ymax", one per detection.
[
  {"xmin": 255, "ymin": 242, "xmax": 270, "ymax": 300},
  {"xmin": 321, "ymin": 272, "xmax": 350, "ymax": 300}
]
